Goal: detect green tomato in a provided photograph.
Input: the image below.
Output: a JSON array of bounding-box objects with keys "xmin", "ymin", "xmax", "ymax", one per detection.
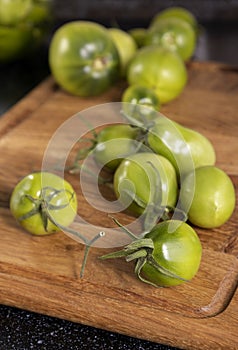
[
  {"xmin": 27, "ymin": 0, "xmax": 52, "ymax": 25},
  {"xmin": 94, "ymin": 124, "xmax": 139, "ymax": 171},
  {"xmin": 151, "ymin": 7, "xmax": 198, "ymax": 34},
  {"xmin": 141, "ymin": 220, "xmax": 202, "ymax": 286},
  {"xmin": 0, "ymin": 0, "xmax": 52, "ymax": 63},
  {"xmin": 122, "ymin": 85, "xmax": 160, "ymax": 123},
  {"xmin": 179, "ymin": 166, "xmax": 236, "ymax": 228},
  {"xmin": 49, "ymin": 21, "xmax": 120, "ymax": 97},
  {"xmin": 0, "ymin": 22, "xmax": 47, "ymax": 62},
  {"xmin": 100, "ymin": 219, "xmax": 202, "ymax": 287},
  {"xmin": 108, "ymin": 28, "xmax": 137, "ymax": 76},
  {"xmin": 0, "ymin": 24, "xmax": 33, "ymax": 62},
  {"xmin": 127, "ymin": 46, "xmax": 187, "ymax": 104},
  {"xmin": 0, "ymin": 0, "xmax": 32, "ymax": 25},
  {"xmin": 10, "ymin": 172, "xmax": 78, "ymax": 235},
  {"xmin": 113, "ymin": 152, "xmax": 178, "ymax": 215},
  {"xmin": 147, "ymin": 118, "xmax": 216, "ymax": 178},
  {"xmin": 128, "ymin": 28, "xmax": 147, "ymax": 48},
  {"xmin": 145, "ymin": 17, "xmax": 196, "ymax": 61}
]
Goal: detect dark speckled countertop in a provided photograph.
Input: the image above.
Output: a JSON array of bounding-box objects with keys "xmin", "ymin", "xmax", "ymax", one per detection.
[
  {"xmin": 0, "ymin": 20, "xmax": 237, "ymax": 350},
  {"xmin": 0, "ymin": 304, "xmax": 180, "ymax": 350}
]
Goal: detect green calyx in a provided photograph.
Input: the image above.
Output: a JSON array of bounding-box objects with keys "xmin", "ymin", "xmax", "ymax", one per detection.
[
  {"xmin": 100, "ymin": 228, "xmax": 188, "ymax": 287},
  {"xmin": 18, "ymin": 186, "xmax": 104, "ymax": 278},
  {"xmin": 19, "ymin": 186, "xmax": 75, "ymax": 232}
]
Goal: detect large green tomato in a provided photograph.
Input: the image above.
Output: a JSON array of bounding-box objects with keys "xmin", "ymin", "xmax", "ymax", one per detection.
[
  {"xmin": 145, "ymin": 17, "xmax": 196, "ymax": 61},
  {"xmin": 49, "ymin": 21, "xmax": 120, "ymax": 97},
  {"xmin": 142, "ymin": 220, "xmax": 202, "ymax": 286},
  {"xmin": 113, "ymin": 152, "xmax": 178, "ymax": 216},
  {"xmin": 127, "ymin": 46, "xmax": 187, "ymax": 104},
  {"xmin": 179, "ymin": 166, "xmax": 236, "ymax": 228},
  {"xmin": 10, "ymin": 172, "xmax": 78, "ymax": 235},
  {"xmin": 100, "ymin": 219, "xmax": 202, "ymax": 287}
]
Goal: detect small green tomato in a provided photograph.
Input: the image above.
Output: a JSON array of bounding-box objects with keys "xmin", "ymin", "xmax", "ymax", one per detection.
[
  {"xmin": 10, "ymin": 172, "xmax": 78, "ymax": 235},
  {"xmin": 179, "ymin": 166, "xmax": 236, "ymax": 228},
  {"xmin": 94, "ymin": 124, "xmax": 140, "ymax": 171},
  {"xmin": 127, "ymin": 46, "xmax": 187, "ymax": 104},
  {"xmin": 122, "ymin": 85, "xmax": 160, "ymax": 123},
  {"xmin": 113, "ymin": 152, "xmax": 178, "ymax": 217}
]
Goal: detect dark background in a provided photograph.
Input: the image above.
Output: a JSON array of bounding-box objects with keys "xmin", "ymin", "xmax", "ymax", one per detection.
[
  {"xmin": 54, "ymin": 0, "xmax": 238, "ymax": 23},
  {"xmin": 0, "ymin": 1, "xmax": 238, "ymax": 349}
]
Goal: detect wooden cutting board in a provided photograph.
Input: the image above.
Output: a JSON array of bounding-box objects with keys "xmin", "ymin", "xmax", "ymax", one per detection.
[{"xmin": 0, "ymin": 61, "xmax": 238, "ymax": 350}]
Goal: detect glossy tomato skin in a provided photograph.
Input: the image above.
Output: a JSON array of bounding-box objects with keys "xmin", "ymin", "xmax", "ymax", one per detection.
[
  {"xmin": 49, "ymin": 21, "xmax": 120, "ymax": 97},
  {"xmin": 127, "ymin": 46, "xmax": 187, "ymax": 104},
  {"xmin": 113, "ymin": 152, "xmax": 178, "ymax": 215},
  {"xmin": 94, "ymin": 124, "xmax": 139, "ymax": 171},
  {"xmin": 142, "ymin": 220, "xmax": 202, "ymax": 286},
  {"xmin": 179, "ymin": 166, "xmax": 236, "ymax": 228},
  {"xmin": 147, "ymin": 118, "xmax": 216, "ymax": 178},
  {"xmin": 145, "ymin": 17, "xmax": 196, "ymax": 62},
  {"xmin": 10, "ymin": 172, "xmax": 77, "ymax": 235}
]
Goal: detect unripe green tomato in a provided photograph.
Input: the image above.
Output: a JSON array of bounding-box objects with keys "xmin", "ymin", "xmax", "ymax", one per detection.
[
  {"xmin": 142, "ymin": 220, "xmax": 202, "ymax": 286},
  {"xmin": 179, "ymin": 166, "xmax": 236, "ymax": 228},
  {"xmin": 122, "ymin": 84, "xmax": 160, "ymax": 123},
  {"xmin": 128, "ymin": 28, "xmax": 147, "ymax": 48},
  {"xmin": 127, "ymin": 46, "xmax": 187, "ymax": 104},
  {"xmin": 108, "ymin": 28, "xmax": 137, "ymax": 77},
  {"xmin": 49, "ymin": 21, "xmax": 120, "ymax": 97},
  {"xmin": 0, "ymin": 25, "xmax": 34, "ymax": 62},
  {"xmin": 113, "ymin": 152, "xmax": 178, "ymax": 215},
  {"xmin": 147, "ymin": 118, "xmax": 216, "ymax": 177},
  {"xmin": 145, "ymin": 17, "xmax": 196, "ymax": 61},
  {"xmin": 27, "ymin": 0, "xmax": 52, "ymax": 25},
  {"xmin": 0, "ymin": 0, "xmax": 32, "ymax": 25},
  {"xmin": 0, "ymin": 0, "xmax": 52, "ymax": 63},
  {"xmin": 94, "ymin": 124, "xmax": 139, "ymax": 171},
  {"xmin": 151, "ymin": 7, "xmax": 198, "ymax": 34},
  {"xmin": 10, "ymin": 172, "xmax": 78, "ymax": 235}
]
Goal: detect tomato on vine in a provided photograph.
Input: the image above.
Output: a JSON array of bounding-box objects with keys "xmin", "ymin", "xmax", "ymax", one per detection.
[
  {"xmin": 100, "ymin": 219, "xmax": 202, "ymax": 287},
  {"xmin": 10, "ymin": 171, "xmax": 104, "ymax": 277},
  {"xmin": 10, "ymin": 172, "xmax": 78, "ymax": 235}
]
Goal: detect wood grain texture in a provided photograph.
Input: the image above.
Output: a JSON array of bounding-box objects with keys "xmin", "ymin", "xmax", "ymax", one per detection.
[{"xmin": 0, "ymin": 61, "xmax": 238, "ymax": 350}]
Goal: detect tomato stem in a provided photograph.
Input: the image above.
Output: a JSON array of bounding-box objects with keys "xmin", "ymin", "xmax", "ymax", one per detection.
[
  {"xmin": 80, "ymin": 231, "xmax": 105, "ymax": 278},
  {"xmin": 108, "ymin": 215, "xmax": 139, "ymax": 240}
]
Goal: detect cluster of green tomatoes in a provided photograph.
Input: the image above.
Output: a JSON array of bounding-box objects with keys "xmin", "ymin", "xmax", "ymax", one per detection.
[
  {"xmin": 8, "ymin": 7, "xmax": 236, "ymax": 288},
  {"xmin": 10, "ymin": 103, "xmax": 236, "ymax": 287},
  {"xmin": 71, "ymin": 102, "xmax": 235, "ymax": 287},
  {"xmin": 49, "ymin": 7, "xmax": 199, "ymax": 106}
]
